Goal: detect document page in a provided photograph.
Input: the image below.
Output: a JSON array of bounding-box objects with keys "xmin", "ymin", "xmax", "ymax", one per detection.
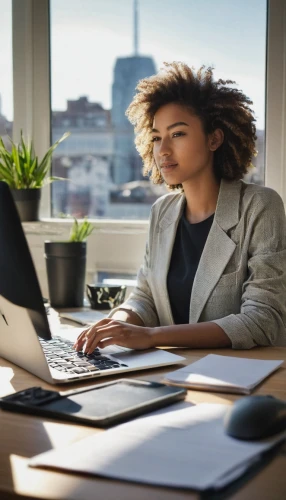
[
  {"xmin": 29, "ymin": 402, "xmax": 286, "ymax": 491},
  {"xmin": 164, "ymin": 355, "xmax": 284, "ymax": 394}
]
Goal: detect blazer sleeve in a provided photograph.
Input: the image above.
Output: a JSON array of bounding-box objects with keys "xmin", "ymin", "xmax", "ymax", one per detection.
[
  {"xmin": 212, "ymin": 189, "xmax": 286, "ymax": 349},
  {"xmin": 108, "ymin": 206, "xmax": 160, "ymax": 327}
]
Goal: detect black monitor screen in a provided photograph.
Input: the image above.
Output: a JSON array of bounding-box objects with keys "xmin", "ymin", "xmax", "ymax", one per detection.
[{"xmin": 0, "ymin": 181, "xmax": 51, "ymax": 339}]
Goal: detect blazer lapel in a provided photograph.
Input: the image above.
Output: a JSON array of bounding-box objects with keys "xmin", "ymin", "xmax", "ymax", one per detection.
[
  {"xmin": 157, "ymin": 194, "xmax": 186, "ymax": 323},
  {"xmin": 189, "ymin": 180, "xmax": 242, "ymax": 323}
]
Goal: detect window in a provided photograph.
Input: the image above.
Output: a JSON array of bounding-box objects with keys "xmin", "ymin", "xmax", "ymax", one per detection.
[
  {"xmin": 0, "ymin": 0, "xmax": 13, "ymax": 144},
  {"xmin": 50, "ymin": 0, "xmax": 267, "ymax": 219},
  {"xmin": 10, "ymin": 0, "xmax": 286, "ymax": 295}
]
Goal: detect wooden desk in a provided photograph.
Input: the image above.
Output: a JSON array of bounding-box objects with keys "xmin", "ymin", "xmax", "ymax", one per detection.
[{"xmin": 1, "ymin": 346, "xmax": 286, "ymax": 500}]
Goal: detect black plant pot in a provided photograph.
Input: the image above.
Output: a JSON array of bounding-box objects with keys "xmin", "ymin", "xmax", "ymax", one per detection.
[
  {"xmin": 10, "ymin": 188, "xmax": 41, "ymax": 222},
  {"xmin": 45, "ymin": 241, "xmax": 86, "ymax": 308}
]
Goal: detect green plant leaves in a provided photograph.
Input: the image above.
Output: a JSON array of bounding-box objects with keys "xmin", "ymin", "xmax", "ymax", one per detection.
[
  {"xmin": 0, "ymin": 130, "xmax": 71, "ymax": 189},
  {"xmin": 69, "ymin": 218, "xmax": 95, "ymax": 242}
]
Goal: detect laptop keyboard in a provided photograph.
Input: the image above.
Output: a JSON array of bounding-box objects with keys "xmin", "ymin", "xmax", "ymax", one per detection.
[{"xmin": 39, "ymin": 337, "xmax": 128, "ymax": 374}]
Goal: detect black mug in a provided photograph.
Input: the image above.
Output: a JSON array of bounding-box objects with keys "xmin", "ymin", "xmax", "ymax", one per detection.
[{"xmin": 86, "ymin": 284, "xmax": 127, "ymax": 310}]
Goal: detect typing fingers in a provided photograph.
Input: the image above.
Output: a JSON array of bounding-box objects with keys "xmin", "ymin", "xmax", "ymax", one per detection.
[
  {"xmin": 84, "ymin": 322, "xmax": 125, "ymax": 354},
  {"xmin": 73, "ymin": 318, "xmax": 115, "ymax": 351},
  {"xmin": 73, "ymin": 327, "xmax": 90, "ymax": 350}
]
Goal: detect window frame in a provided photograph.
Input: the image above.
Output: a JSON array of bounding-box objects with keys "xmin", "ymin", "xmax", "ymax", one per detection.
[{"xmin": 264, "ymin": 0, "xmax": 286, "ymax": 201}]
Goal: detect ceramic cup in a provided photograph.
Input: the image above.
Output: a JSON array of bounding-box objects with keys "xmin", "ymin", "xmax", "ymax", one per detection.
[{"xmin": 86, "ymin": 284, "xmax": 127, "ymax": 310}]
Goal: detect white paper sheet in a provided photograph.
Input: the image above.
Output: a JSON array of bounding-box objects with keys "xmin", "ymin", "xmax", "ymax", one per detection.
[
  {"xmin": 29, "ymin": 402, "xmax": 285, "ymax": 491},
  {"xmin": 164, "ymin": 355, "xmax": 284, "ymax": 394}
]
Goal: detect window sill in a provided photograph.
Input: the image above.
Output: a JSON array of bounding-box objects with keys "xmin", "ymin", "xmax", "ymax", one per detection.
[{"xmin": 23, "ymin": 219, "xmax": 148, "ymax": 298}]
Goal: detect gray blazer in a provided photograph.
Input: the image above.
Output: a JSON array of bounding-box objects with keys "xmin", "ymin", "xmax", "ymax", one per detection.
[{"xmin": 112, "ymin": 180, "xmax": 286, "ymax": 349}]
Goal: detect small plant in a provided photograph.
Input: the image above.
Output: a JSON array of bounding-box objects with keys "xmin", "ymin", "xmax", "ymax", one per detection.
[
  {"xmin": 69, "ymin": 217, "xmax": 95, "ymax": 242},
  {"xmin": 0, "ymin": 131, "xmax": 70, "ymax": 189}
]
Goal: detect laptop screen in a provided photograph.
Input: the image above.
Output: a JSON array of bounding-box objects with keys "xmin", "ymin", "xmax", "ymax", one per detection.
[{"xmin": 0, "ymin": 181, "xmax": 51, "ymax": 340}]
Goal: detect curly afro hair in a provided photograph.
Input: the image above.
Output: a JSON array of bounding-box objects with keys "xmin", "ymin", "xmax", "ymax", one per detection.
[{"xmin": 126, "ymin": 62, "xmax": 257, "ymax": 188}]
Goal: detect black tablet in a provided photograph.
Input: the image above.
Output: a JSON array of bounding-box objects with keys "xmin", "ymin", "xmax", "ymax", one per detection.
[{"xmin": 0, "ymin": 379, "xmax": 187, "ymax": 427}]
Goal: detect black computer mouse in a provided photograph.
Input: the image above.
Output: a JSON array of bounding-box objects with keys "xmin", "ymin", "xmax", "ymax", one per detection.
[{"xmin": 224, "ymin": 395, "xmax": 286, "ymax": 440}]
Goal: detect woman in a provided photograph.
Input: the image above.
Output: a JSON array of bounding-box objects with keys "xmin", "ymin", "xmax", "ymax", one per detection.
[{"xmin": 75, "ymin": 62, "xmax": 286, "ymax": 353}]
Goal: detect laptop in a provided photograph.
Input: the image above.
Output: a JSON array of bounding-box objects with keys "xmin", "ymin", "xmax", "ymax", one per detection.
[{"xmin": 0, "ymin": 182, "xmax": 185, "ymax": 384}]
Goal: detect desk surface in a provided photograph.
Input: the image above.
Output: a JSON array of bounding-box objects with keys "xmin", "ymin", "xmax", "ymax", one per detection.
[{"xmin": 1, "ymin": 345, "xmax": 286, "ymax": 500}]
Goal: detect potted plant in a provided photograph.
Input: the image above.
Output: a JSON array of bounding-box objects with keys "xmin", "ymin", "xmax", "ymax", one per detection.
[
  {"xmin": 45, "ymin": 218, "xmax": 95, "ymax": 308},
  {"xmin": 0, "ymin": 131, "xmax": 70, "ymax": 222}
]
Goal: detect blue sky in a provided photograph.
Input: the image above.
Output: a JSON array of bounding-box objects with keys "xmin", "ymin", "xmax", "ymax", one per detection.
[{"xmin": 0, "ymin": 0, "xmax": 267, "ymax": 127}]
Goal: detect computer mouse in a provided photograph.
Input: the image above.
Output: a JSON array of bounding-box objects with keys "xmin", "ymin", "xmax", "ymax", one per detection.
[{"xmin": 224, "ymin": 395, "xmax": 286, "ymax": 440}]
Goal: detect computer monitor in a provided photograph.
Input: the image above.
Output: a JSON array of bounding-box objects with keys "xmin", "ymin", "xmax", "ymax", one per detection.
[{"xmin": 0, "ymin": 181, "xmax": 51, "ymax": 340}]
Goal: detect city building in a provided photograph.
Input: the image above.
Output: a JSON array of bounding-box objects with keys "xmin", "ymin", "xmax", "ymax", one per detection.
[
  {"xmin": 50, "ymin": 0, "xmax": 158, "ymax": 218},
  {"xmin": 244, "ymin": 128, "xmax": 265, "ymax": 185},
  {"xmin": 111, "ymin": 0, "xmax": 156, "ymax": 185},
  {"xmin": 51, "ymin": 96, "xmax": 113, "ymax": 217},
  {"xmin": 0, "ymin": 93, "xmax": 12, "ymax": 146},
  {"xmin": 111, "ymin": 55, "xmax": 156, "ymax": 184}
]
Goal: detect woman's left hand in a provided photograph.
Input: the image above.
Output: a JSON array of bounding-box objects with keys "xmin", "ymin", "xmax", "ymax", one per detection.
[{"xmin": 74, "ymin": 318, "xmax": 154, "ymax": 353}]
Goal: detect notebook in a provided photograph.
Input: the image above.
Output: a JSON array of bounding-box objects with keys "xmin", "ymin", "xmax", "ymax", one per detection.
[
  {"xmin": 164, "ymin": 354, "xmax": 284, "ymax": 394},
  {"xmin": 0, "ymin": 181, "xmax": 185, "ymax": 384}
]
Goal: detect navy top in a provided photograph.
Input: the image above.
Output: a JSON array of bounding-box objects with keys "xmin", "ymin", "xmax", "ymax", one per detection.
[{"xmin": 167, "ymin": 210, "xmax": 214, "ymax": 324}]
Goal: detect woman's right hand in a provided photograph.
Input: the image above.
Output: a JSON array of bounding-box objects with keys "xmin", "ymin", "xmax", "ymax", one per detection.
[
  {"xmin": 73, "ymin": 308, "xmax": 146, "ymax": 352},
  {"xmin": 73, "ymin": 318, "xmax": 109, "ymax": 352},
  {"xmin": 73, "ymin": 317, "xmax": 153, "ymax": 353}
]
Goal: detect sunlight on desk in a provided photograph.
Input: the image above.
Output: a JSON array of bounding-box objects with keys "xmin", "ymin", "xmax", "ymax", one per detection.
[
  {"xmin": 0, "ymin": 367, "xmax": 15, "ymax": 394},
  {"xmin": 10, "ymin": 454, "xmax": 82, "ymax": 500},
  {"xmin": 10, "ymin": 455, "xmax": 34, "ymax": 494},
  {"xmin": 42, "ymin": 421, "xmax": 97, "ymax": 449},
  {"xmin": 188, "ymin": 392, "xmax": 233, "ymax": 405}
]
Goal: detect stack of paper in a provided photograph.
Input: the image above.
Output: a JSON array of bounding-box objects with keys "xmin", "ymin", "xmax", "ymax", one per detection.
[
  {"xmin": 29, "ymin": 402, "xmax": 286, "ymax": 491},
  {"xmin": 164, "ymin": 354, "xmax": 284, "ymax": 394}
]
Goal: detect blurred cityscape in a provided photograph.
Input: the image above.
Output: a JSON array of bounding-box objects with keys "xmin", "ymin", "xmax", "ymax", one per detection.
[
  {"xmin": 0, "ymin": 0, "xmax": 265, "ymax": 220},
  {"xmin": 50, "ymin": 52, "xmax": 168, "ymax": 219},
  {"xmin": 0, "ymin": 84, "xmax": 265, "ymax": 220}
]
